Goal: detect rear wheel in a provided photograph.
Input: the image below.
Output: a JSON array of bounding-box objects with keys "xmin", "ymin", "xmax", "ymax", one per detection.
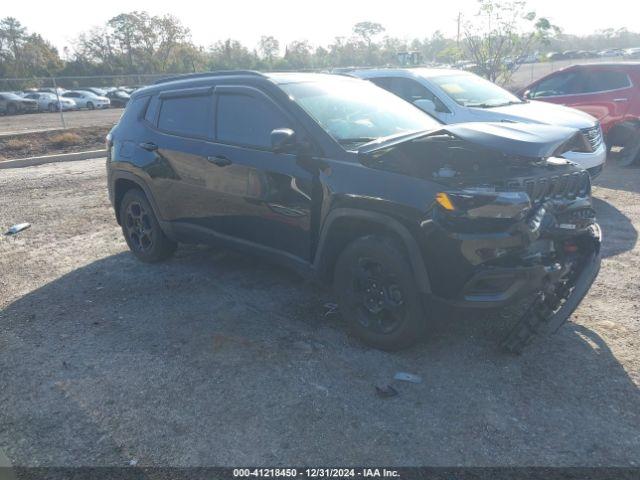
[
  {"xmin": 119, "ymin": 189, "xmax": 177, "ymax": 263},
  {"xmin": 609, "ymin": 125, "xmax": 640, "ymax": 166},
  {"xmin": 48, "ymin": 103, "xmax": 56, "ymax": 113},
  {"xmin": 334, "ymin": 235, "xmax": 427, "ymax": 350}
]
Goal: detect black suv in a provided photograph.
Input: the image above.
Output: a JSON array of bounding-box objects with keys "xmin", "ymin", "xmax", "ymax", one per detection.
[{"xmin": 107, "ymin": 71, "xmax": 601, "ymax": 352}]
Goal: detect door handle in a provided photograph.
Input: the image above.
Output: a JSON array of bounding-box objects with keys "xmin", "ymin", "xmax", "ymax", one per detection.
[
  {"xmin": 139, "ymin": 142, "xmax": 158, "ymax": 151},
  {"xmin": 613, "ymin": 98, "xmax": 628, "ymax": 102},
  {"xmin": 207, "ymin": 155, "xmax": 232, "ymax": 167}
]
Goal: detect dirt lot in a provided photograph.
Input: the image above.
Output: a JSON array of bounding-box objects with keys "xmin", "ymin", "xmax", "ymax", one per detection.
[
  {"xmin": 0, "ymin": 126, "xmax": 110, "ymax": 161},
  {"xmin": 0, "ymin": 109, "xmax": 121, "ymax": 136},
  {"xmin": 0, "ymin": 158, "xmax": 639, "ymax": 467}
]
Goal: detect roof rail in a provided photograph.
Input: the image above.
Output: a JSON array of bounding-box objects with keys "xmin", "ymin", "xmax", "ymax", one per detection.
[{"xmin": 154, "ymin": 70, "xmax": 264, "ymax": 85}]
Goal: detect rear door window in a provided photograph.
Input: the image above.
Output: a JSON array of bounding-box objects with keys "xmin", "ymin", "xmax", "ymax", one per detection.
[
  {"xmin": 583, "ymin": 70, "xmax": 632, "ymax": 93},
  {"xmin": 158, "ymin": 94, "xmax": 212, "ymax": 138},
  {"xmin": 215, "ymin": 93, "xmax": 290, "ymax": 149}
]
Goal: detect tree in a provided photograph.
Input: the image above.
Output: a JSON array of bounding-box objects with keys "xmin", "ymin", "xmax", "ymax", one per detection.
[
  {"xmin": 284, "ymin": 40, "xmax": 312, "ymax": 68},
  {"xmin": 0, "ymin": 17, "xmax": 61, "ymax": 80},
  {"xmin": 258, "ymin": 35, "xmax": 280, "ymax": 64},
  {"xmin": 207, "ymin": 39, "xmax": 257, "ymax": 69},
  {"xmin": 353, "ymin": 22, "xmax": 385, "ymax": 47},
  {"xmin": 73, "ymin": 11, "xmax": 194, "ymax": 74},
  {"xmin": 463, "ymin": 0, "xmax": 558, "ymax": 84}
]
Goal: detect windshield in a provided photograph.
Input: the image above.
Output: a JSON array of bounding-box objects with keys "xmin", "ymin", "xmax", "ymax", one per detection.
[
  {"xmin": 430, "ymin": 73, "xmax": 523, "ymax": 108},
  {"xmin": 280, "ymin": 77, "xmax": 440, "ymax": 147}
]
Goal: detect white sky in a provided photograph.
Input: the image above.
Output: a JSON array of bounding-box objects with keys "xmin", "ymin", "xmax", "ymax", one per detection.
[{"xmin": 6, "ymin": 0, "xmax": 640, "ymax": 55}]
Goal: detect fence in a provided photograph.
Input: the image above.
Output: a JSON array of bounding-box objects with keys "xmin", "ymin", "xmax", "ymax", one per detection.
[{"xmin": 0, "ymin": 73, "xmax": 176, "ymax": 92}]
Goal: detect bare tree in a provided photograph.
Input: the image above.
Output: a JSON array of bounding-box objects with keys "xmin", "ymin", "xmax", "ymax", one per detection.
[{"xmin": 463, "ymin": 0, "xmax": 558, "ymax": 84}]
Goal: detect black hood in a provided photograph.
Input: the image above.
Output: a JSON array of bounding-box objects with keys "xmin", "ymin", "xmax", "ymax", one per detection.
[{"xmin": 360, "ymin": 122, "xmax": 579, "ymax": 159}]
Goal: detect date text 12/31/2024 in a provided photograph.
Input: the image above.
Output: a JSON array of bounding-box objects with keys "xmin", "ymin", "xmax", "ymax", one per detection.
[{"xmin": 233, "ymin": 469, "xmax": 400, "ymax": 478}]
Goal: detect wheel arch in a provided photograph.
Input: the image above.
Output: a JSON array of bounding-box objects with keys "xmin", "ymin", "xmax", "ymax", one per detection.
[
  {"xmin": 111, "ymin": 171, "xmax": 162, "ymax": 227},
  {"xmin": 313, "ymin": 208, "xmax": 431, "ymax": 294},
  {"xmin": 606, "ymin": 118, "xmax": 640, "ymax": 146}
]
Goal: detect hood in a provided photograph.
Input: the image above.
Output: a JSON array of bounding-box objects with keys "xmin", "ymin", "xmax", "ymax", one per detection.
[
  {"xmin": 467, "ymin": 100, "xmax": 597, "ymax": 129},
  {"xmin": 360, "ymin": 122, "xmax": 579, "ymax": 159}
]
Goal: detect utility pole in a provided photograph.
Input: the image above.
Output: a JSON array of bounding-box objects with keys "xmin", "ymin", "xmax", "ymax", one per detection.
[{"xmin": 456, "ymin": 12, "xmax": 462, "ymax": 45}]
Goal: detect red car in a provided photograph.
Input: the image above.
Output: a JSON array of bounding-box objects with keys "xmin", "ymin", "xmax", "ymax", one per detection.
[{"xmin": 519, "ymin": 63, "xmax": 640, "ymax": 165}]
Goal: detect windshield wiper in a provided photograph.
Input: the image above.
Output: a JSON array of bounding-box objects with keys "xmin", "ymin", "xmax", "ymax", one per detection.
[
  {"xmin": 337, "ymin": 137, "xmax": 378, "ymax": 145},
  {"xmin": 467, "ymin": 100, "xmax": 525, "ymax": 108}
]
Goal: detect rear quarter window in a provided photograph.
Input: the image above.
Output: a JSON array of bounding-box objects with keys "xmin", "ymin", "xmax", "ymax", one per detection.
[
  {"xmin": 119, "ymin": 96, "xmax": 150, "ymax": 124},
  {"xmin": 158, "ymin": 94, "xmax": 212, "ymax": 138}
]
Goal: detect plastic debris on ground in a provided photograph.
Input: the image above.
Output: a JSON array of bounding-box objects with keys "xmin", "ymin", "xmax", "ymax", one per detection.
[
  {"xmin": 5, "ymin": 223, "xmax": 31, "ymax": 235},
  {"xmin": 375, "ymin": 384, "xmax": 399, "ymax": 398},
  {"xmin": 323, "ymin": 303, "xmax": 339, "ymax": 317},
  {"xmin": 393, "ymin": 372, "xmax": 423, "ymax": 384}
]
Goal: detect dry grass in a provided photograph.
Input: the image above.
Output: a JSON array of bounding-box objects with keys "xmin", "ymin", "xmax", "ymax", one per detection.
[
  {"xmin": 3, "ymin": 138, "xmax": 30, "ymax": 151},
  {"xmin": 50, "ymin": 132, "xmax": 83, "ymax": 147}
]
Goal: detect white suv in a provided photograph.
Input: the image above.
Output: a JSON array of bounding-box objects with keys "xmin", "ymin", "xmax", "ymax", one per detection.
[{"xmin": 350, "ymin": 68, "xmax": 606, "ymax": 176}]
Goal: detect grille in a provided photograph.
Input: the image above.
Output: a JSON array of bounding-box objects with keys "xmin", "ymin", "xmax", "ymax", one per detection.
[
  {"xmin": 522, "ymin": 171, "xmax": 591, "ymax": 203},
  {"xmin": 580, "ymin": 125, "xmax": 603, "ymax": 151}
]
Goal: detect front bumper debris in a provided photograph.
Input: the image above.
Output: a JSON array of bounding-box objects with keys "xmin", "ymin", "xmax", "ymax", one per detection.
[{"xmin": 501, "ymin": 223, "xmax": 601, "ymax": 353}]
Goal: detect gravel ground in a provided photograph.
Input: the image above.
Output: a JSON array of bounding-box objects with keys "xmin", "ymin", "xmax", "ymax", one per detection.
[
  {"xmin": 0, "ymin": 110, "xmax": 121, "ymax": 136},
  {"xmin": 0, "ymin": 158, "xmax": 639, "ymax": 467}
]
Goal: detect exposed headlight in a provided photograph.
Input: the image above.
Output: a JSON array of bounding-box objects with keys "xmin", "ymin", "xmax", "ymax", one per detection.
[{"xmin": 435, "ymin": 189, "xmax": 531, "ymax": 219}]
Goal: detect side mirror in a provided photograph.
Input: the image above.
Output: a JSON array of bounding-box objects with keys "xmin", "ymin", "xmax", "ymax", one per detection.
[
  {"xmin": 270, "ymin": 128, "xmax": 297, "ymax": 153},
  {"xmin": 522, "ymin": 89, "xmax": 532, "ymax": 100}
]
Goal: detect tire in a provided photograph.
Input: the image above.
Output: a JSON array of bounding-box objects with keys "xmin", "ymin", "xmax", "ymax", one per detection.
[
  {"xmin": 119, "ymin": 189, "xmax": 177, "ymax": 263},
  {"xmin": 48, "ymin": 103, "xmax": 56, "ymax": 113},
  {"xmin": 334, "ymin": 235, "xmax": 427, "ymax": 351},
  {"xmin": 618, "ymin": 132, "xmax": 640, "ymax": 167},
  {"xmin": 86, "ymin": 101, "xmax": 95, "ymax": 110},
  {"xmin": 6, "ymin": 103, "xmax": 17, "ymax": 115}
]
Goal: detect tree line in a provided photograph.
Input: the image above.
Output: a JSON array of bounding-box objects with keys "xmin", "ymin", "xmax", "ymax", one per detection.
[{"xmin": 2, "ymin": 0, "xmax": 640, "ymax": 88}]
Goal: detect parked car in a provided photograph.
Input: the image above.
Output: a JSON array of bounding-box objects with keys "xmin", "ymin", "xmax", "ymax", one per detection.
[
  {"xmin": 599, "ymin": 49, "xmax": 624, "ymax": 57},
  {"xmin": 106, "ymin": 71, "xmax": 601, "ymax": 352},
  {"xmin": 22, "ymin": 92, "xmax": 76, "ymax": 112},
  {"xmin": 38, "ymin": 87, "xmax": 67, "ymax": 96},
  {"xmin": 350, "ymin": 68, "xmax": 606, "ymax": 176},
  {"xmin": 0, "ymin": 92, "xmax": 38, "ymax": 115},
  {"xmin": 84, "ymin": 87, "xmax": 108, "ymax": 96},
  {"xmin": 62, "ymin": 90, "xmax": 110, "ymax": 109},
  {"xmin": 623, "ymin": 47, "xmax": 640, "ymax": 59},
  {"xmin": 519, "ymin": 63, "xmax": 640, "ymax": 165},
  {"xmin": 105, "ymin": 89, "xmax": 130, "ymax": 108},
  {"xmin": 546, "ymin": 52, "xmax": 566, "ymax": 61}
]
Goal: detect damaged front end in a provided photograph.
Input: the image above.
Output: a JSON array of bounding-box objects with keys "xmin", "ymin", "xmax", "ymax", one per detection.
[{"xmin": 360, "ymin": 122, "xmax": 602, "ymax": 352}]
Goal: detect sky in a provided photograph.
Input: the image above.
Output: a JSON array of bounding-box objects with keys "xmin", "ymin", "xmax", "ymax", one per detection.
[{"xmin": 5, "ymin": 0, "xmax": 640, "ymax": 54}]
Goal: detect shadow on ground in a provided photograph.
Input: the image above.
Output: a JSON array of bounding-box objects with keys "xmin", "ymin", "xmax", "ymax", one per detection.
[
  {"xmin": 592, "ymin": 197, "xmax": 638, "ymax": 258},
  {"xmin": 593, "ymin": 162, "xmax": 640, "ymax": 194},
  {"xmin": 1, "ymin": 244, "xmax": 639, "ymax": 467}
]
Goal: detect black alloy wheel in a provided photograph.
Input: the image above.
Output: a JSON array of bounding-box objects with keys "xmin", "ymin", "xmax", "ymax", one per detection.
[
  {"xmin": 119, "ymin": 189, "xmax": 177, "ymax": 263},
  {"xmin": 334, "ymin": 235, "xmax": 427, "ymax": 350}
]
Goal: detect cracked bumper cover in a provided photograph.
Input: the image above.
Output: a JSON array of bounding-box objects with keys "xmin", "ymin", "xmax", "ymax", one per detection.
[{"xmin": 425, "ymin": 213, "xmax": 601, "ymax": 310}]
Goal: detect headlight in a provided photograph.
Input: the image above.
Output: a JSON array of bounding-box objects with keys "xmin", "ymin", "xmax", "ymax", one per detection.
[{"xmin": 435, "ymin": 189, "xmax": 531, "ymax": 220}]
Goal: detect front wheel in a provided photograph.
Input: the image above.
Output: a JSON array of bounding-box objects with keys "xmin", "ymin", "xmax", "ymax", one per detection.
[
  {"xmin": 119, "ymin": 189, "xmax": 177, "ymax": 263},
  {"xmin": 334, "ymin": 235, "xmax": 427, "ymax": 351},
  {"xmin": 48, "ymin": 103, "xmax": 56, "ymax": 113},
  {"xmin": 86, "ymin": 101, "xmax": 95, "ymax": 110}
]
